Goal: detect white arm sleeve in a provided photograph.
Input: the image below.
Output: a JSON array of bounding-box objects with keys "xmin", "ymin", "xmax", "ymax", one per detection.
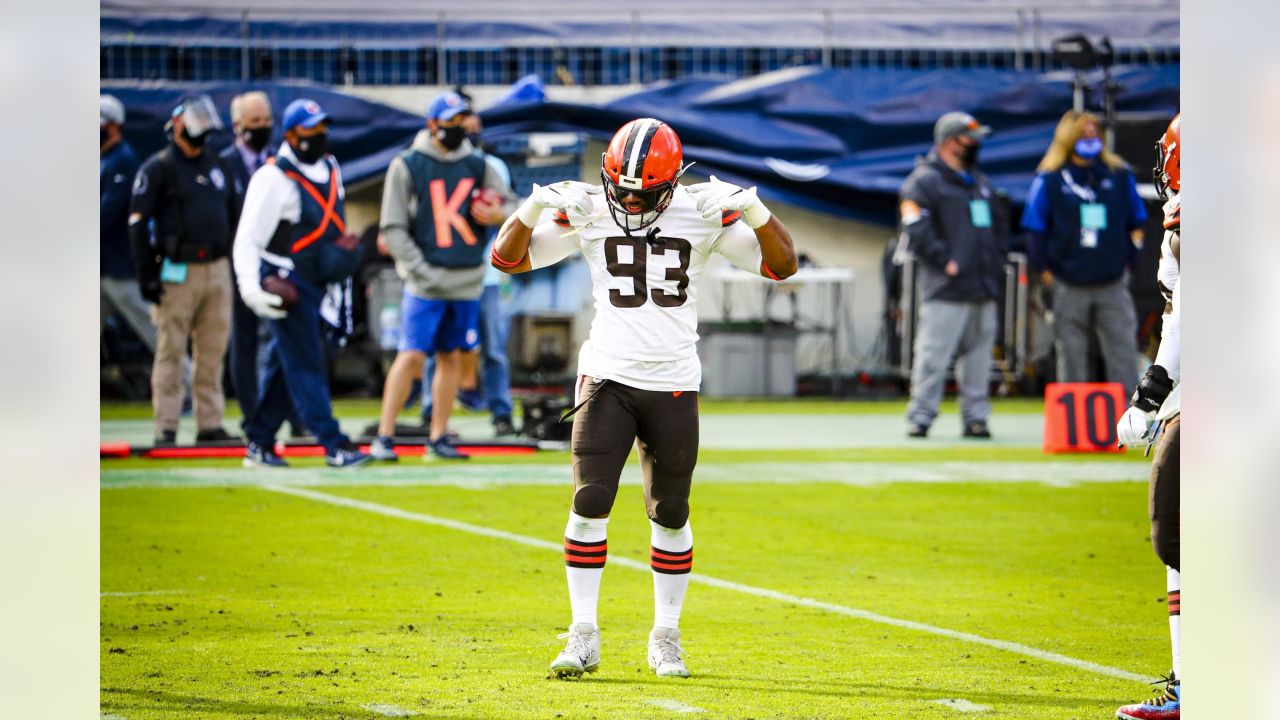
[
  {"xmin": 233, "ymin": 165, "xmax": 289, "ymax": 299},
  {"xmin": 526, "ymin": 220, "xmax": 580, "ymax": 269},
  {"xmin": 713, "ymin": 220, "xmax": 766, "ymax": 275},
  {"xmin": 1154, "ymin": 279, "xmax": 1180, "ymax": 382}
]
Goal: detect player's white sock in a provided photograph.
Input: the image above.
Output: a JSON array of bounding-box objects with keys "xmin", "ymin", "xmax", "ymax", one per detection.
[
  {"xmin": 1167, "ymin": 566, "xmax": 1180, "ymax": 678},
  {"xmin": 650, "ymin": 520, "xmax": 693, "ymax": 630},
  {"xmin": 563, "ymin": 512, "xmax": 608, "ymax": 629}
]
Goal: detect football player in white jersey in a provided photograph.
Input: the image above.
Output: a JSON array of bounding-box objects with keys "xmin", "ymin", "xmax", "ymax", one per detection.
[
  {"xmin": 491, "ymin": 118, "xmax": 797, "ymax": 679},
  {"xmin": 1115, "ymin": 113, "xmax": 1180, "ymax": 720}
]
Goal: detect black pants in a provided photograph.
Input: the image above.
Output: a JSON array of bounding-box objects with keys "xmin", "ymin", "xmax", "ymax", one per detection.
[
  {"xmin": 570, "ymin": 376, "xmax": 699, "ymax": 528},
  {"xmin": 1149, "ymin": 416, "xmax": 1180, "ymax": 571}
]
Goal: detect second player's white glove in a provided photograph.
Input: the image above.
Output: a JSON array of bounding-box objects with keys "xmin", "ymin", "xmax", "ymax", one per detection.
[
  {"xmin": 516, "ymin": 181, "xmax": 601, "ymax": 228},
  {"xmin": 1116, "ymin": 406, "xmax": 1158, "ymax": 448},
  {"xmin": 243, "ymin": 288, "xmax": 287, "ymax": 319},
  {"xmin": 686, "ymin": 175, "xmax": 772, "ymax": 228}
]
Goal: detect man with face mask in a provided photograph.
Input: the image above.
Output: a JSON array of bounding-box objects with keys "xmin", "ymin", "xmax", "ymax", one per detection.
[
  {"xmin": 1020, "ymin": 110, "xmax": 1147, "ymax": 391},
  {"xmin": 128, "ymin": 95, "xmax": 239, "ymax": 446},
  {"xmin": 232, "ymin": 98, "xmax": 371, "ymax": 469},
  {"xmin": 218, "ymin": 91, "xmax": 305, "ymax": 437},
  {"xmin": 100, "ymin": 95, "xmax": 149, "ymax": 350},
  {"xmin": 370, "ymin": 91, "xmax": 514, "ymax": 461},
  {"xmin": 898, "ymin": 111, "xmax": 1008, "ymax": 439}
]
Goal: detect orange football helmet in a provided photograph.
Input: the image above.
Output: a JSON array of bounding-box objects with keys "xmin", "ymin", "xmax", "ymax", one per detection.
[
  {"xmin": 1154, "ymin": 113, "xmax": 1180, "ymax": 200},
  {"xmin": 601, "ymin": 118, "xmax": 687, "ymax": 234}
]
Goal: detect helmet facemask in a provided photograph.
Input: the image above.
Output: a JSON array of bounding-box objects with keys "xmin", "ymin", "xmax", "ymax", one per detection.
[{"xmin": 600, "ymin": 159, "xmax": 685, "ymax": 236}]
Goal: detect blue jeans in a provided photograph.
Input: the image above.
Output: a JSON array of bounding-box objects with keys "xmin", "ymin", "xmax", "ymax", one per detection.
[
  {"xmin": 421, "ymin": 284, "xmax": 513, "ymax": 423},
  {"xmin": 244, "ymin": 268, "xmax": 349, "ymax": 453}
]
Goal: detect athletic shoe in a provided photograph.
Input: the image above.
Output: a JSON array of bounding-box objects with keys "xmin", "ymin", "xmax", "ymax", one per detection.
[
  {"xmin": 457, "ymin": 389, "xmax": 486, "ymax": 412},
  {"xmin": 1117, "ymin": 673, "xmax": 1179, "ymax": 719},
  {"xmin": 962, "ymin": 420, "xmax": 992, "ymax": 439},
  {"xmin": 195, "ymin": 427, "xmax": 241, "ymax": 443},
  {"xmin": 428, "ymin": 436, "xmax": 470, "ymax": 460},
  {"xmin": 244, "ymin": 441, "xmax": 289, "ymax": 468},
  {"xmin": 906, "ymin": 423, "xmax": 929, "ymax": 438},
  {"xmin": 369, "ymin": 435, "xmax": 399, "ymax": 462},
  {"xmin": 549, "ymin": 623, "xmax": 600, "ymax": 678},
  {"xmin": 648, "ymin": 627, "xmax": 691, "ymax": 678},
  {"xmin": 326, "ymin": 443, "xmax": 373, "ymax": 469},
  {"xmin": 154, "ymin": 430, "xmax": 178, "ymax": 447},
  {"xmin": 493, "ymin": 417, "xmax": 518, "ymax": 437}
]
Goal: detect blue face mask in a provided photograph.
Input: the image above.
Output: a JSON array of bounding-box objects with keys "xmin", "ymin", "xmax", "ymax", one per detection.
[{"xmin": 1074, "ymin": 137, "xmax": 1103, "ymax": 160}]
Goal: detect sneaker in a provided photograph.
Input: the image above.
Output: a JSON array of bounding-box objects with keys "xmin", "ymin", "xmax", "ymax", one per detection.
[
  {"xmin": 369, "ymin": 435, "xmax": 399, "ymax": 462},
  {"xmin": 154, "ymin": 430, "xmax": 178, "ymax": 447},
  {"xmin": 962, "ymin": 420, "xmax": 992, "ymax": 439},
  {"xmin": 648, "ymin": 627, "xmax": 691, "ymax": 678},
  {"xmin": 195, "ymin": 427, "xmax": 241, "ymax": 443},
  {"xmin": 457, "ymin": 389, "xmax": 486, "ymax": 412},
  {"xmin": 1117, "ymin": 673, "xmax": 1179, "ymax": 719},
  {"xmin": 549, "ymin": 623, "xmax": 600, "ymax": 678},
  {"xmin": 428, "ymin": 436, "xmax": 470, "ymax": 460},
  {"xmin": 244, "ymin": 441, "xmax": 289, "ymax": 468},
  {"xmin": 906, "ymin": 423, "xmax": 929, "ymax": 439},
  {"xmin": 493, "ymin": 417, "xmax": 518, "ymax": 437},
  {"xmin": 326, "ymin": 442, "xmax": 373, "ymax": 469}
]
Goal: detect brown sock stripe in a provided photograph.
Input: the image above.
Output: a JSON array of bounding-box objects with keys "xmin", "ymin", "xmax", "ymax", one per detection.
[
  {"xmin": 565, "ymin": 537, "xmax": 607, "ymax": 568},
  {"xmin": 650, "ymin": 546, "xmax": 692, "ymax": 574}
]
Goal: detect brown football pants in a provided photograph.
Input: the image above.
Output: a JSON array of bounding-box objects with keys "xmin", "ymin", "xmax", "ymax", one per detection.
[{"xmin": 1149, "ymin": 416, "xmax": 1180, "ymax": 571}]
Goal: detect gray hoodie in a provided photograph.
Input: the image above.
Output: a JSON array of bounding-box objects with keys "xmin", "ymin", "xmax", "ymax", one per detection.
[{"xmin": 379, "ymin": 130, "xmax": 515, "ymax": 300}]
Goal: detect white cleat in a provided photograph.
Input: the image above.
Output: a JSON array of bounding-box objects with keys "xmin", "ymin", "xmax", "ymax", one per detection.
[
  {"xmin": 549, "ymin": 623, "xmax": 600, "ymax": 678},
  {"xmin": 647, "ymin": 627, "xmax": 691, "ymax": 678}
]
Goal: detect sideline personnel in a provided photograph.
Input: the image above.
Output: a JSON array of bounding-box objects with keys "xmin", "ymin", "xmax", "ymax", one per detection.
[
  {"xmin": 128, "ymin": 95, "xmax": 238, "ymax": 446},
  {"xmin": 232, "ymin": 98, "xmax": 371, "ymax": 469}
]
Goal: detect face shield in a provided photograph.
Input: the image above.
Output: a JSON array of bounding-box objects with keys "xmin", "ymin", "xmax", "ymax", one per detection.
[{"xmin": 170, "ymin": 95, "xmax": 224, "ymax": 138}]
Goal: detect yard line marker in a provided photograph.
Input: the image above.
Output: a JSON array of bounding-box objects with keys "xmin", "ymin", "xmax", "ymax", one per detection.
[
  {"xmin": 363, "ymin": 703, "xmax": 415, "ymax": 717},
  {"xmin": 100, "ymin": 590, "xmax": 186, "ymax": 598},
  {"xmin": 647, "ymin": 698, "xmax": 705, "ymax": 713},
  {"xmin": 932, "ymin": 698, "xmax": 991, "ymax": 713},
  {"xmin": 262, "ymin": 484, "xmax": 1148, "ymax": 683}
]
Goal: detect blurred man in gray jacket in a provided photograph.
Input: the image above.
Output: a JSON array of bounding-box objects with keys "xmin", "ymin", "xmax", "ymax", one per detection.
[
  {"xmin": 899, "ymin": 112, "xmax": 1008, "ymax": 439},
  {"xmin": 371, "ymin": 91, "xmax": 514, "ymax": 460}
]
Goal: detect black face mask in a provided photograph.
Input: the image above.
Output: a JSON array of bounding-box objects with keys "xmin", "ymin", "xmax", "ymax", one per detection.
[
  {"xmin": 293, "ymin": 133, "xmax": 329, "ymax": 164},
  {"xmin": 436, "ymin": 125, "xmax": 466, "ymax": 151},
  {"xmin": 180, "ymin": 126, "xmax": 208, "ymax": 150},
  {"xmin": 242, "ymin": 126, "xmax": 272, "ymax": 153},
  {"xmin": 100, "ymin": 127, "xmax": 109, "ymax": 146},
  {"xmin": 958, "ymin": 142, "xmax": 980, "ymax": 168}
]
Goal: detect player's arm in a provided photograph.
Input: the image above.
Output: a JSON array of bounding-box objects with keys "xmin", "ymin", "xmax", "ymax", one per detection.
[
  {"xmin": 491, "ymin": 181, "xmax": 598, "ymax": 274},
  {"xmin": 232, "ymin": 165, "xmax": 289, "ymax": 319},
  {"xmin": 898, "ymin": 173, "xmax": 954, "ymax": 275},
  {"xmin": 688, "ymin": 176, "xmax": 797, "ymax": 279}
]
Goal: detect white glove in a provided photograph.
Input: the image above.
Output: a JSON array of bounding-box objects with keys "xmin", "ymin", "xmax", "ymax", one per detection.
[
  {"xmin": 686, "ymin": 175, "xmax": 772, "ymax": 228},
  {"xmin": 1116, "ymin": 406, "xmax": 1158, "ymax": 448},
  {"xmin": 243, "ymin": 288, "xmax": 287, "ymax": 319},
  {"xmin": 516, "ymin": 181, "xmax": 601, "ymax": 227}
]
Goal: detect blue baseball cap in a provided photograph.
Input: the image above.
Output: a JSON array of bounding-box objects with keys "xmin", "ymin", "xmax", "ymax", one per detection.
[
  {"xmin": 282, "ymin": 98, "xmax": 329, "ymax": 131},
  {"xmin": 426, "ymin": 91, "xmax": 471, "ymax": 122}
]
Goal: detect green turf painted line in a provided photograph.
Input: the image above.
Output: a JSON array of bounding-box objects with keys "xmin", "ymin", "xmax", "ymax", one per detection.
[{"xmin": 262, "ymin": 483, "xmax": 1149, "ymax": 684}]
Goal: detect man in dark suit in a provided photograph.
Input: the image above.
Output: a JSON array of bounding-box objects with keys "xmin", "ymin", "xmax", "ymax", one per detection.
[{"xmin": 220, "ymin": 91, "xmax": 301, "ymax": 433}]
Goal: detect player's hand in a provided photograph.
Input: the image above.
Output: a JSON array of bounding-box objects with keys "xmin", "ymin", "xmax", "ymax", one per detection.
[
  {"xmin": 516, "ymin": 181, "xmax": 600, "ymax": 227},
  {"xmin": 1116, "ymin": 406, "xmax": 1157, "ymax": 448},
  {"xmin": 243, "ymin": 288, "xmax": 287, "ymax": 319},
  {"xmin": 687, "ymin": 175, "xmax": 772, "ymax": 228}
]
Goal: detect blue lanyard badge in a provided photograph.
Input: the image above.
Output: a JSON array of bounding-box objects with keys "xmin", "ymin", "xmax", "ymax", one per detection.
[
  {"xmin": 968, "ymin": 199, "xmax": 992, "ymax": 228},
  {"xmin": 160, "ymin": 258, "xmax": 189, "ymax": 284}
]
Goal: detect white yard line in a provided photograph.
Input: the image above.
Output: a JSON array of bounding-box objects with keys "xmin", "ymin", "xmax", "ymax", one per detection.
[
  {"xmin": 100, "ymin": 590, "xmax": 186, "ymax": 598},
  {"xmin": 646, "ymin": 698, "xmax": 705, "ymax": 713},
  {"xmin": 363, "ymin": 703, "xmax": 416, "ymax": 717},
  {"xmin": 261, "ymin": 484, "xmax": 1148, "ymax": 684},
  {"xmin": 932, "ymin": 698, "xmax": 992, "ymax": 713}
]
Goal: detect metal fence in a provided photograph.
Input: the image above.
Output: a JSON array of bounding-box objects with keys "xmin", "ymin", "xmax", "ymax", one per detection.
[{"xmin": 100, "ymin": 8, "xmax": 1180, "ymax": 86}]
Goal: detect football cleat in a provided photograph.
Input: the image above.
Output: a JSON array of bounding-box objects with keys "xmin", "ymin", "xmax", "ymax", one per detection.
[
  {"xmin": 244, "ymin": 441, "xmax": 289, "ymax": 468},
  {"xmin": 1117, "ymin": 673, "xmax": 1179, "ymax": 720},
  {"xmin": 549, "ymin": 623, "xmax": 600, "ymax": 678},
  {"xmin": 647, "ymin": 627, "xmax": 691, "ymax": 678},
  {"xmin": 368, "ymin": 435, "xmax": 398, "ymax": 462}
]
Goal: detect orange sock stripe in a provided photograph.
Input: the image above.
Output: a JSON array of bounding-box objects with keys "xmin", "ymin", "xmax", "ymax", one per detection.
[
  {"xmin": 650, "ymin": 548, "xmax": 692, "ymax": 562},
  {"xmin": 650, "ymin": 559, "xmax": 692, "ymax": 571},
  {"xmin": 564, "ymin": 553, "xmax": 607, "ymax": 565},
  {"xmin": 564, "ymin": 540, "xmax": 607, "ymax": 554}
]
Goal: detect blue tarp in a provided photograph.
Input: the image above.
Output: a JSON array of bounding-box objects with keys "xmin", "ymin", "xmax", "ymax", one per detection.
[
  {"xmin": 106, "ymin": 64, "xmax": 1179, "ymax": 223},
  {"xmin": 481, "ymin": 65, "xmax": 1181, "ymax": 223}
]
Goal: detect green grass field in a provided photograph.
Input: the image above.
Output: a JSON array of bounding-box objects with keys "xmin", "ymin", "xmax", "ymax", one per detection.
[{"xmin": 101, "ymin": 399, "xmax": 1165, "ymax": 719}]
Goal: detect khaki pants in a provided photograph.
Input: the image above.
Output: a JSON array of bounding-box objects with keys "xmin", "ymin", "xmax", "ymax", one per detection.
[{"xmin": 151, "ymin": 258, "xmax": 232, "ymax": 434}]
